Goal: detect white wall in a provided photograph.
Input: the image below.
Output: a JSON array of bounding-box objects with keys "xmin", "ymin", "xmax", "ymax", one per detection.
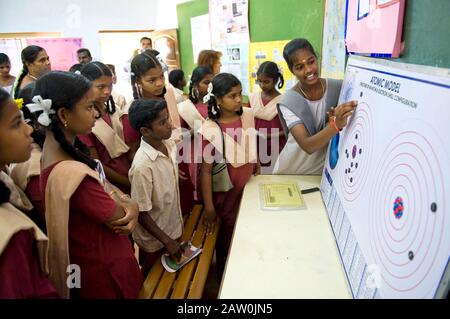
[{"xmin": 0, "ymin": 0, "xmax": 162, "ymax": 60}]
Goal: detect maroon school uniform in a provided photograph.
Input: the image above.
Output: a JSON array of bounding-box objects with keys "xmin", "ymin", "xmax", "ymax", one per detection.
[{"xmin": 40, "ymin": 163, "xmax": 143, "ymax": 299}]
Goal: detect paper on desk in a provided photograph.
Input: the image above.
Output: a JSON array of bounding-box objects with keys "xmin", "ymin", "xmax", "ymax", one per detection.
[{"xmin": 259, "ymin": 182, "xmax": 306, "ymax": 210}]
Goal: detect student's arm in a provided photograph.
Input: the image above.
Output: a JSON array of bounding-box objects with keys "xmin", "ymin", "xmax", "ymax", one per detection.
[
  {"xmin": 289, "ymin": 101, "xmax": 356, "ymax": 154},
  {"xmin": 138, "ymin": 212, "xmax": 182, "ymax": 259},
  {"xmin": 200, "ymin": 160, "xmax": 217, "ymax": 235},
  {"xmin": 89, "ymin": 146, "xmax": 131, "ymax": 189}
]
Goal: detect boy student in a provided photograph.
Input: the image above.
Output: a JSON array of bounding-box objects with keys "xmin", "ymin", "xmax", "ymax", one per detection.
[{"xmin": 128, "ymin": 99, "xmax": 184, "ymax": 276}]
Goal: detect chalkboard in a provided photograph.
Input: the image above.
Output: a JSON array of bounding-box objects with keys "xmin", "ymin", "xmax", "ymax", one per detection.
[
  {"xmin": 396, "ymin": 0, "xmax": 450, "ymax": 68},
  {"xmin": 176, "ymin": 0, "xmax": 325, "ymax": 78}
]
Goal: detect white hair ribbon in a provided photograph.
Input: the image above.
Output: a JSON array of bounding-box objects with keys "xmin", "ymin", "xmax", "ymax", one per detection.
[
  {"xmin": 26, "ymin": 95, "xmax": 55, "ymax": 127},
  {"xmin": 203, "ymin": 82, "xmax": 215, "ymax": 103}
]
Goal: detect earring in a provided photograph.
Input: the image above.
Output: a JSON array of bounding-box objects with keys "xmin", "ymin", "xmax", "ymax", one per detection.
[{"xmin": 63, "ymin": 120, "xmax": 68, "ymax": 128}]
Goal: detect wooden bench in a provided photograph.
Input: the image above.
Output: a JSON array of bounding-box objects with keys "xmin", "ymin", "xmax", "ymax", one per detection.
[{"xmin": 138, "ymin": 204, "xmax": 220, "ymax": 299}]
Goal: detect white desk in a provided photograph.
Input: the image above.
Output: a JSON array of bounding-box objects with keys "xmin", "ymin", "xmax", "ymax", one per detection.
[{"xmin": 219, "ymin": 175, "xmax": 352, "ymax": 299}]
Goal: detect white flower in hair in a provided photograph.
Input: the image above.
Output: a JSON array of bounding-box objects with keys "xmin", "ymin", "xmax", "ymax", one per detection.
[
  {"xmin": 26, "ymin": 95, "xmax": 55, "ymax": 127},
  {"xmin": 74, "ymin": 70, "xmax": 81, "ymax": 75},
  {"xmin": 203, "ymin": 82, "xmax": 215, "ymax": 103}
]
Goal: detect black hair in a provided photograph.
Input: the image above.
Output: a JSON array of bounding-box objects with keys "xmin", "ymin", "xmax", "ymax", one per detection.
[
  {"xmin": 14, "ymin": 45, "xmax": 45, "ymax": 99},
  {"xmin": 169, "ymin": 69, "xmax": 185, "ymax": 89},
  {"xmin": 0, "ymin": 53, "xmax": 10, "ymax": 65},
  {"xmin": 105, "ymin": 64, "xmax": 116, "ymax": 75},
  {"xmin": 130, "ymin": 51, "xmax": 166, "ymax": 100},
  {"xmin": 257, "ymin": 61, "xmax": 285, "ymax": 90},
  {"xmin": 283, "ymin": 38, "xmax": 317, "ymax": 72},
  {"xmin": 140, "ymin": 37, "xmax": 152, "ymax": 43},
  {"xmin": 128, "ymin": 98, "xmax": 167, "ymax": 131},
  {"xmin": 207, "ymin": 73, "xmax": 243, "ymax": 120},
  {"xmin": 32, "ymin": 71, "xmax": 96, "ymax": 169},
  {"xmin": 80, "ymin": 61, "xmax": 116, "ymax": 115},
  {"xmin": 0, "ymin": 88, "xmax": 12, "ymax": 203},
  {"xmin": 69, "ymin": 63, "xmax": 83, "ymax": 73},
  {"xmin": 77, "ymin": 48, "xmax": 92, "ymax": 57},
  {"xmin": 16, "ymin": 83, "xmax": 45, "ymax": 149},
  {"xmin": 188, "ymin": 66, "xmax": 213, "ymax": 104}
]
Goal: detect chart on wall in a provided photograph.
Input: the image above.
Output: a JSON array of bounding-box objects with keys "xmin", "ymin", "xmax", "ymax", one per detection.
[
  {"xmin": 320, "ymin": 56, "xmax": 450, "ymax": 298},
  {"xmin": 26, "ymin": 38, "xmax": 83, "ymax": 72},
  {"xmin": 249, "ymin": 40, "xmax": 296, "ymax": 94},
  {"xmin": 209, "ymin": 0, "xmax": 250, "ymax": 95}
]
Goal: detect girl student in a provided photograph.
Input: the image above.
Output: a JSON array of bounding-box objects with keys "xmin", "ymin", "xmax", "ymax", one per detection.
[
  {"xmin": 13, "ymin": 45, "xmax": 51, "ymax": 99},
  {"xmin": 130, "ymin": 51, "xmax": 194, "ymax": 215},
  {"xmin": 8, "ymin": 90, "xmax": 47, "ymax": 231},
  {"xmin": 177, "ymin": 66, "xmax": 214, "ymax": 199},
  {"xmin": 199, "ymin": 73, "xmax": 259, "ymax": 277},
  {"xmin": 128, "ymin": 99, "xmax": 184, "ymax": 276},
  {"xmin": 78, "ymin": 61, "xmax": 137, "ymax": 193},
  {"xmin": 0, "ymin": 53, "xmax": 16, "ymax": 95},
  {"xmin": 273, "ymin": 38, "xmax": 357, "ymax": 175},
  {"xmin": 249, "ymin": 61, "xmax": 287, "ymax": 173},
  {"xmin": 0, "ymin": 88, "xmax": 58, "ymax": 298},
  {"xmin": 35, "ymin": 71, "xmax": 142, "ymax": 299}
]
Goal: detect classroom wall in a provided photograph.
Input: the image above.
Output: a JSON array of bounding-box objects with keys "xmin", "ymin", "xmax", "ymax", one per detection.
[
  {"xmin": 0, "ymin": 0, "xmax": 175, "ymax": 61},
  {"xmin": 177, "ymin": 0, "xmax": 325, "ymax": 79},
  {"xmin": 396, "ymin": 0, "xmax": 450, "ymax": 68}
]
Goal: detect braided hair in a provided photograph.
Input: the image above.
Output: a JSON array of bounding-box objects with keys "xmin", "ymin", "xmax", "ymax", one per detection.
[
  {"xmin": 32, "ymin": 71, "xmax": 97, "ymax": 169},
  {"xmin": 207, "ymin": 73, "xmax": 243, "ymax": 120},
  {"xmin": 80, "ymin": 61, "xmax": 116, "ymax": 115},
  {"xmin": 257, "ymin": 61, "xmax": 285, "ymax": 90},
  {"xmin": 13, "ymin": 45, "xmax": 44, "ymax": 99},
  {"xmin": 188, "ymin": 66, "xmax": 213, "ymax": 104},
  {"xmin": 130, "ymin": 50, "xmax": 166, "ymax": 100},
  {"xmin": 0, "ymin": 88, "xmax": 11, "ymax": 204}
]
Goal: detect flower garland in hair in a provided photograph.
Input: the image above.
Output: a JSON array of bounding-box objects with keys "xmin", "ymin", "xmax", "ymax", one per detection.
[
  {"xmin": 15, "ymin": 98, "xmax": 24, "ymax": 110},
  {"xmin": 203, "ymin": 82, "xmax": 215, "ymax": 104},
  {"xmin": 26, "ymin": 95, "xmax": 55, "ymax": 126}
]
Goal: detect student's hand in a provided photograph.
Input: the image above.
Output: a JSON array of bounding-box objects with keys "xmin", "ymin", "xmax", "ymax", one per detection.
[
  {"xmin": 110, "ymin": 200, "xmax": 139, "ymax": 235},
  {"xmin": 165, "ymin": 239, "xmax": 183, "ymax": 261},
  {"xmin": 178, "ymin": 169, "xmax": 189, "ymax": 181},
  {"xmin": 334, "ymin": 101, "xmax": 357, "ymax": 129},
  {"xmin": 203, "ymin": 207, "xmax": 217, "ymax": 235},
  {"xmin": 254, "ymin": 162, "xmax": 261, "ymax": 176}
]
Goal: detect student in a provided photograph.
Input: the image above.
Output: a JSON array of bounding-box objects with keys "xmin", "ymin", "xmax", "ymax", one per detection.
[
  {"xmin": 0, "ymin": 53, "xmax": 16, "ymax": 95},
  {"xmin": 131, "ymin": 51, "xmax": 194, "ymax": 215},
  {"xmin": 197, "ymin": 50, "xmax": 222, "ymax": 75},
  {"xmin": 78, "ymin": 62, "xmax": 137, "ymax": 194},
  {"xmin": 13, "ymin": 45, "xmax": 51, "ymax": 99},
  {"xmin": 34, "ymin": 71, "xmax": 142, "ymax": 299},
  {"xmin": 68, "ymin": 63, "xmax": 83, "ymax": 74},
  {"xmin": 273, "ymin": 39, "xmax": 357, "ymax": 175},
  {"xmin": 106, "ymin": 63, "xmax": 127, "ymax": 110},
  {"xmin": 8, "ymin": 91, "xmax": 47, "ymax": 231},
  {"xmin": 178, "ymin": 66, "xmax": 214, "ymax": 199},
  {"xmin": 249, "ymin": 61, "xmax": 287, "ymax": 173},
  {"xmin": 168, "ymin": 69, "xmax": 187, "ymax": 103},
  {"xmin": 0, "ymin": 88, "xmax": 58, "ymax": 298},
  {"xmin": 128, "ymin": 99, "xmax": 184, "ymax": 276},
  {"xmin": 199, "ymin": 73, "xmax": 258, "ymax": 278},
  {"xmin": 76, "ymin": 48, "xmax": 92, "ymax": 65}
]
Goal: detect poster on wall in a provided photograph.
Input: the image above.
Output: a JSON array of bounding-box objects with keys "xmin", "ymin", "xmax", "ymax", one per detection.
[
  {"xmin": 345, "ymin": 0, "xmax": 406, "ymax": 57},
  {"xmin": 320, "ymin": 55, "xmax": 450, "ymax": 298},
  {"xmin": 191, "ymin": 14, "xmax": 212, "ymax": 64},
  {"xmin": 321, "ymin": 0, "xmax": 347, "ymax": 79},
  {"xmin": 26, "ymin": 37, "xmax": 83, "ymax": 72},
  {"xmin": 209, "ymin": 0, "xmax": 250, "ymax": 94},
  {"xmin": 0, "ymin": 38, "xmax": 23, "ymax": 77},
  {"xmin": 249, "ymin": 40, "xmax": 296, "ymax": 94}
]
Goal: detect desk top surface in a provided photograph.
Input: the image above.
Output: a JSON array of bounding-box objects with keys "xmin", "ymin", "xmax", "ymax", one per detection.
[{"xmin": 218, "ymin": 174, "xmax": 352, "ymax": 299}]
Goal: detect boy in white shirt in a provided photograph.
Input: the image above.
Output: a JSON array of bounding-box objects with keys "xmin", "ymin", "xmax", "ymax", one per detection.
[{"xmin": 128, "ymin": 99, "xmax": 184, "ymax": 276}]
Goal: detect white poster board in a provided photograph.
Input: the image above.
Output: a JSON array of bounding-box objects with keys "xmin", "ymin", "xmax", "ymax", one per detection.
[
  {"xmin": 190, "ymin": 14, "xmax": 212, "ymax": 64},
  {"xmin": 320, "ymin": 56, "xmax": 450, "ymax": 298}
]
